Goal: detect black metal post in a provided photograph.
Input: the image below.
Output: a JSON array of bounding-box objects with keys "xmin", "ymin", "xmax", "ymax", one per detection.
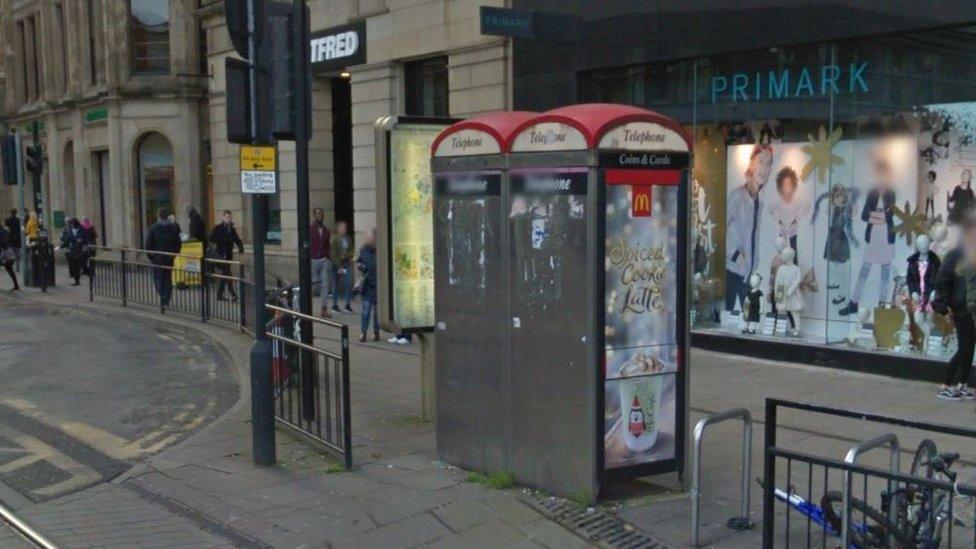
[
  {"xmin": 248, "ymin": 0, "xmax": 276, "ymax": 467},
  {"xmin": 120, "ymin": 249, "xmax": 128, "ymax": 306},
  {"xmin": 30, "ymin": 123, "xmax": 41, "ymax": 218},
  {"xmin": 200, "ymin": 256, "xmax": 209, "ymax": 322},
  {"xmin": 293, "ymin": 0, "xmax": 316, "ymax": 423},
  {"xmin": 239, "ymin": 262, "xmax": 247, "ymax": 329},
  {"xmin": 340, "ymin": 324, "xmax": 352, "ymax": 469},
  {"xmin": 761, "ymin": 399, "xmax": 777, "ymax": 548}
]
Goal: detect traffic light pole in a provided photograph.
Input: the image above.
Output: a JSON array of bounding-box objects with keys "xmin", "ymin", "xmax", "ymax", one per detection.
[
  {"xmin": 293, "ymin": 0, "xmax": 316, "ymax": 421},
  {"xmin": 30, "ymin": 123, "xmax": 41, "ymax": 219},
  {"xmin": 247, "ymin": 0, "xmax": 276, "ymax": 467},
  {"xmin": 14, "ymin": 132, "xmax": 27, "ymax": 279}
]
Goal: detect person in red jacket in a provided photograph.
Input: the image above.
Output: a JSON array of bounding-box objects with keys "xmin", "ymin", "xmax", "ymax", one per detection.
[{"xmin": 310, "ymin": 207, "xmax": 332, "ymax": 317}]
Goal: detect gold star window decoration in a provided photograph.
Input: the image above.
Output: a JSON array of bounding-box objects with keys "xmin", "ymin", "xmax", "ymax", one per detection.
[{"xmin": 800, "ymin": 126, "xmax": 845, "ymax": 185}]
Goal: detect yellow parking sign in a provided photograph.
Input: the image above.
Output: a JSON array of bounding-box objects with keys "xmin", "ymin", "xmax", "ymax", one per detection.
[
  {"xmin": 240, "ymin": 146, "xmax": 276, "ymax": 171},
  {"xmin": 239, "ymin": 146, "xmax": 277, "ymax": 194}
]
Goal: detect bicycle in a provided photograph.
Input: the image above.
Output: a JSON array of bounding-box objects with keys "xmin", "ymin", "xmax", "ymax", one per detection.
[
  {"xmin": 757, "ymin": 477, "xmax": 884, "ymax": 548},
  {"xmin": 820, "ymin": 439, "xmax": 968, "ymax": 548}
]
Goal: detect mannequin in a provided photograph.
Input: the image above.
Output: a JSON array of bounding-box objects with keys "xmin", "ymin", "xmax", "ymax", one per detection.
[
  {"xmin": 906, "ymin": 234, "xmax": 940, "ymax": 313},
  {"xmin": 742, "ymin": 272, "xmax": 764, "ymax": 334},
  {"xmin": 773, "ymin": 247, "xmax": 803, "ymax": 336},
  {"xmin": 768, "ymin": 236, "xmax": 789, "ymax": 315},
  {"xmin": 846, "ymin": 307, "xmax": 875, "ymax": 348},
  {"xmin": 929, "ymin": 222, "xmax": 950, "ymax": 257}
]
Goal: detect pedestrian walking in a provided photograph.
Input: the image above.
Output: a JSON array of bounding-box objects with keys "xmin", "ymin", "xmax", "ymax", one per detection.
[
  {"xmin": 932, "ymin": 210, "xmax": 976, "ymax": 401},
  {"xmin": 356, "ymin": 229, "xmax": 379, "ymax": 342},
  {"xmin": 310, "ymin": 207, "xmax": 333, "ymax": 318},
  {"xmin": 208, "ymin": 210, "xmax": 244, "ymax": 301},
  {"xmin": 4, "ymin": 209, "xmax": 21, "ymax": 270},
  {"xmin": 329, "ymin": 220, "xmax": 354, "ymax": 313},
  {"xmin": 145, "ymin": 207, "xmax": 183, "ymax": 307},
  {"xmin": 59, "ymin": 218, "xmax": 90, "ymax": 286},
  {"xmin": 0, "ymin": 223, "xmax": 20, "ymax": 291},
  {"xmin": 80, "ymin": 217, "xmax": 97, "ymax": 276},
  {"xmin": 185, "ymin": 204, "xmax": 207, "ymax": 243}
]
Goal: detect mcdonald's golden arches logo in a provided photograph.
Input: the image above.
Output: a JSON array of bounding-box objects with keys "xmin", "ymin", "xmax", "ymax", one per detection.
[{"xmin": 632, "ymin": 186, "xmax": 652, "ymax": 217}]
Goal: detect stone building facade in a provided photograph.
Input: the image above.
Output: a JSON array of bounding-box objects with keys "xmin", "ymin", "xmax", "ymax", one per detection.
[
  {"xmin": 0, "ymin": 0, "xmax": 207, "ymax": 246},
  {"xmin": 1, "ymin": 0, "xmax": 510, "ymax": 279},
  {"xmin": 202, "ymin": 0, "xmax": 511, "ymax": 278}
]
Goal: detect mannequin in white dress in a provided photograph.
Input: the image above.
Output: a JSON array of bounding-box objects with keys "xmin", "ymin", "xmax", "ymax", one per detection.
[{"xmin": 774, "ymin": 247, "xmax": 804, "ymax": 337}]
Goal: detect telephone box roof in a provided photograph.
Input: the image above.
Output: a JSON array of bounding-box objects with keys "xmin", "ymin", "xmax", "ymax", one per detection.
[
  {"xmin": 507, "ymin": 103, "xmax": 692, "ymax": 151},
  {"xmin": 431, "ymin": 111, "xmax": 538, "ymax": 157}
]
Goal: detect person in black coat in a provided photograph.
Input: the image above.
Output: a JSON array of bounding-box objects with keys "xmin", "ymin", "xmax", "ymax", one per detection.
[
  {"xmin": 356, "ymin": 230, "xmax": 379, "ymax": 342},
  {"xmin": 4, "ymin": 209, "xmax": 21, "ymax": 269},
  {"xmin": 0, "ymin": 224, "xmax": 20, "ymax": 290},
  {"xmin": 932, "ymin": 213, "xmax": 976, "ymax": 401},
  {"xmin": 59, "ymin": 218, "xmax": 91, "ymax": 286},
  {"xmin": 145, "ymin": 207, "xmax": 183, "ymax": 306},
  {"xmin": 184, "ymin": 204, "xmax": 207, "ymax": 243},
  {"xmin": 208, "ymin": 210, "xmax": 245, "ymax": 300}
]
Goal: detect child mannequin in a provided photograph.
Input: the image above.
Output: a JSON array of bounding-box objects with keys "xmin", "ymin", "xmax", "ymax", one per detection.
[
  {"xmin": 768, "ymin": 236, "xmax": 789, "ymax": 315},
  {"xmin": 742, "ymin": 272, "xmax": 764, "ymax": 334},
  {"xmin": 906, "ymin": 233, "xmax": 940, "ymax": 313},
  {"xmin": 774, "ymin": 247, "xmax": 804, "ymax": 337}
]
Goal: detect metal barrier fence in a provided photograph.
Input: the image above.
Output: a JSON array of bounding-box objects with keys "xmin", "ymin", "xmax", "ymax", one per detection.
[
  {"xmin": 89, "ymin": 246, "xmax": 253, "ymax": 331},
  {"xmin": 266, "ymin": 300, "xmax": 352, "ymax": 468},
  {"xmin": 762, "ymin": 398, "xmax": 976, "ymax": 548}
]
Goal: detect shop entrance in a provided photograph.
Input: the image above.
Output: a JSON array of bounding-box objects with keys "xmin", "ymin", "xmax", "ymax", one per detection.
[
  {"xmin": 331, "ymin": 77, "xmax": 353, "ymax": 231},
  {"xmin": 92, "ymin": 150, "xmax": 108, "ymax": 245}
]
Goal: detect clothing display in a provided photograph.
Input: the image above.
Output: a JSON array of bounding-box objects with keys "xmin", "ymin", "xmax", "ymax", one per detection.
[
  {"xmin": 745, "ymin": 289, "xmax": 763, "ymax": 322},
  {"xmin": 906, "ymin": 250, "xmax": 941, "ymax": 308},
  {"xmin": 774, "ymin": 262, "xmax": 803, "ymax": 312},
  {"xmin": 725, "ymin": 185, "xmax": 762, "ymax": 310},
  {"xmin": 948, "ymin": 185, "xmax": 975, "ymax": 224},
  {"xmin": 824, "ymin": 206, "xmax": 853, "ymax": 263}
]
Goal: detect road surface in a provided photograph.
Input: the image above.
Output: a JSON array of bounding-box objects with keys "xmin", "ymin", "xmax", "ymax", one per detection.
[{"xmin": 0, "ymin": 295, "xmax": 238, "ymax": 503}]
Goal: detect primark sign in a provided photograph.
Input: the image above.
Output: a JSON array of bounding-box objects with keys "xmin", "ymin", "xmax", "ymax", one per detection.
[
  {"xmin": 710, "ymin": 62, "xmax": 870, "ymax": 103},
  {"xmin": 310, "ymin": 21, "xmax": 367, "ymax": 73}
]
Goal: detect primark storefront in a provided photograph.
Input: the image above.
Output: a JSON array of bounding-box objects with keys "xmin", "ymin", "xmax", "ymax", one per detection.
[{"xmin": 512, "ymin": 1, "xmax": 976, "ymax": 379}]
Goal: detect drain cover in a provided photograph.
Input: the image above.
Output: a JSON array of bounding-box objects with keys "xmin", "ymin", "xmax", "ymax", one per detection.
[{"xmin": 524, "ymin": 494, "xmax": 670, "ymax": 549}]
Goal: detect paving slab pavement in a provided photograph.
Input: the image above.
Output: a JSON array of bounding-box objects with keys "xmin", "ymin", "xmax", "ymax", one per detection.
[
  {"xmin": 6, "ymin": 267, "xmax": 976, "ymax": 547},
  {"xmin": 5, "ymin": 269, "xmax": 597, "ymax": 548}
]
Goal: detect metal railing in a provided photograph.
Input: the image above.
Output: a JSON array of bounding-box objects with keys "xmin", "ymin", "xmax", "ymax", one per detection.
[
  {"xmin": 762, "ymin": 398, "xmax": 976, "ymax": 548},
  {"xmin": 0, "ymin": 500, "xmax": 58, "ymax": 548},
  {"xmin": 89, "ymin": 246, "xmax": 253, "ymax": 332},
  {"xmin": 691, "ymin": 408, "xmax": 754, "ymax": 546},
  {"xmin": 842, "ymin": 433, "xmax": 900, "ymax": 548},
  {"xmin": 266, "ymin": 299, "xmax": 352, "ymax": 469}
]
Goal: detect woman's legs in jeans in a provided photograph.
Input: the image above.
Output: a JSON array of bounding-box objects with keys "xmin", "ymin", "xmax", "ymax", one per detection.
[
  {"xmin": 850, "ymin": 262, "xmax": 872, "ymax": 303},
  {"xmin": 331, "ymin": 264, "xmax": 353, "ymax": 308},
  {"xmin": 361, "ymin": 300, "xmax": 376, "ymax": 334}
]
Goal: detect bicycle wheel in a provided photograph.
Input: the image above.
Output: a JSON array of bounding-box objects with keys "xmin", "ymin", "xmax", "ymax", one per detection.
[
  {"xmin": 821, "ymin": 491, "xmax": 910, "ymax": 548},
  {"xmin": 911, "ymin": 439, "xmax": 938, "ymax": 479}
]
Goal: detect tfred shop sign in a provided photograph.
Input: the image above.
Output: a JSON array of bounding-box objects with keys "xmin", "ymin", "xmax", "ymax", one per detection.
[
  {"xmin": 310, "ymin": 21, "xmax": 366, "ymax": 73},
  {"xmin": 710, "ymin": 62, "xmax": 869, "ymax": 103}
]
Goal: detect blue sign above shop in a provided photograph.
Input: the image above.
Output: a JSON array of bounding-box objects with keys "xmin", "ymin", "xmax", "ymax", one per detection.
[
  {"xmin": 480, "ymin": 6, "xmax": 534, "ymax": 39},
  {"xmin": 710, "ymin": 62, "xmax": 870, "ymax": 103}
]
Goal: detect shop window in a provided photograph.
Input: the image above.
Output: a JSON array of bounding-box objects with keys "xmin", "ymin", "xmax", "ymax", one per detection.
[
  {"xmin": 136, "ymin": 132, "xmax": 175, "ymax": 237},
  {"xmin": 129, "ymin": 0, "xmax": 171, "ymax": 75},
  {"xmin": 404, "ymin": 57, "xmax": 449, "ymax": 117},
  {"xmin": 579, "ymin": 25, "xmax": 976, "ymax": 361}
]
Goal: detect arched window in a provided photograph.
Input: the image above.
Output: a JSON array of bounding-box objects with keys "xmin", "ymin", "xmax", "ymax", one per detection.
[
  {"xmin": 136, "ymin": 132, "xmax": 175, "ymax": 235},
  {"xmin": 129, "ymin": 0, "xmax": 169, "ymax": 74}
]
